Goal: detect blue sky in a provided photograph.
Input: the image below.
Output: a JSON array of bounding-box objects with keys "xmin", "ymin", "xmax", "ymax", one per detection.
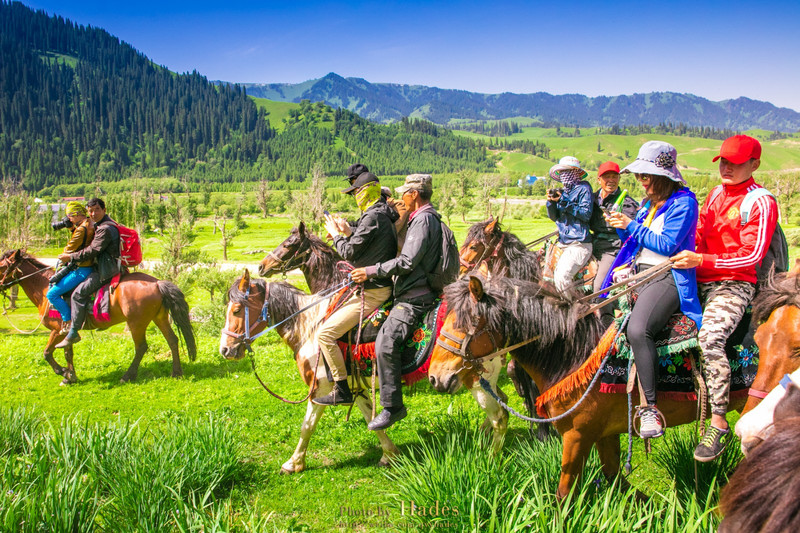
[{"xmin": 23, "ymin": 0, "xmax": 800, "ymax": 111}]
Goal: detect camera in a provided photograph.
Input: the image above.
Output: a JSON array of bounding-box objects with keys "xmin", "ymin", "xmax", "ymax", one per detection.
[
  {"xmin": 51, "ymin": 216, "xmax": 73, "ymax": 231},
  {"xmin": 547, "ymin": 187, "xmax": 563, "ymax": 198}
]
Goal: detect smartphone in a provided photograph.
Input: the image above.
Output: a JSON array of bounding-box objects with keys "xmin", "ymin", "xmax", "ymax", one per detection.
[{"xmin": 323, "ymin": 210, "xmax": 331, "ymax": 218}]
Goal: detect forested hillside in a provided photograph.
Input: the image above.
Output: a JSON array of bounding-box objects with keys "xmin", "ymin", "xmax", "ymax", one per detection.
[{"xmin": 0, "ymin": 2, "xmax": 493, "ymax": 191}]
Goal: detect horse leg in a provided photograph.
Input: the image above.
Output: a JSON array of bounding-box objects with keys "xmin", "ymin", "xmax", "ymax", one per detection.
[
  {"xmin": 595, "ymin": 435, "xmax": 622, "ymax": 482},
  {"xmin": 354, "ymin": 391, "xmax": 400, "ymax": 466},
  {"xmin": 60, "ymin": 344, "xmax": 78, "ymax": 385},
  {"xmin": 153, "ymin": 310, "xmax": 182, "ymax": 378},
  {"xmin": 469, "ymin": 380, "xmax": 509, "ymax": 454},
  {"xmin": 120, "ymin": 323, "xmax": 148, "ymax": 383},
  {"xmin": 557, "ymin": 430, "xmax": 594, "ymax": 500},
  {"xmin": 282, "ymin": 399, "xmax": 327, "ymax": 474},
  {"xmin": 43, "ymin": 329, "xmax": 66, "ymax": 376}
]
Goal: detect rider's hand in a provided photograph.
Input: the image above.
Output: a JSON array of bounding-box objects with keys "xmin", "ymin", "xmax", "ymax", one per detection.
[
  {"xmin": 57, "ymin": 253, "xmax": 71, "ymax": 263},
  {"xmin": 334, "ymin": 217, "xmax": 352, "ymax": 237},
  {"xmin": 604, "ymin": 212, "xmax": 632, "ymax": 230},
  {"xmin": 323, "ymin": 218, "xmax": 340, "ymax": 239},
  {"xmin": 546, "ymin": 191, "xmax": 561, "ymax": 202},
  {"xmin": 350, "ymin": 267, "xmax": 368, "ymax": 284},
  {"xmin": 671, "ymin": 250, "xmax": 703, "ymax": 269}
]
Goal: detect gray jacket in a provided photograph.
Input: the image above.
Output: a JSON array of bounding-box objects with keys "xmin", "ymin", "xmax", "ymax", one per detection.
[
  {"xmin": 366, "ymin": 204, "xmax": 442, "ymax": 300},
  {"xmin": 70, "ymin": 215, "xmax": 121, "ymax": 281}
]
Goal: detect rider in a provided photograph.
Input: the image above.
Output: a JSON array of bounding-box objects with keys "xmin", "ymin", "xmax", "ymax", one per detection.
[
  {"xmin": 46, "ymin": 201, "xmax": 95, "ymax": 334},
  {"xmin": 55, "ymin": 198, "xmax": 121, "ymax": 348},
  {"xmin": 313, "ymin": 171, "xmax": 398, "ymax": 405},
  {"xmin": 546, "ymin": 156, "xmax": 594, "ymax": 293},
  {"xmin": 590, "ymin": 161, "xmax": 639, "ymax": 328},
  {"xmin": 351, "ymin": 174, "xmax": 442, "ymax": 430},
  {"xmin": 671, "ymin": 135, "xmax": 779, "ymax": 462},
  {"xmin": 604, "ymin": 140, "xmax": 702, "ymax": 440}
]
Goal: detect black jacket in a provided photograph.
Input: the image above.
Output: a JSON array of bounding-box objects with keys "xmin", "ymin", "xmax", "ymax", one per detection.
[
  {"xmin": 590, "ymin": 188, "xmax": 640, "ymax": 255},
  {"xmin": 70, "ymin": 215, "xmax": 121, "ymax": 280},
  {"xmin": 333, "ymin": 198, "xmax": 398, "ymax": 289},
  {"xmin": 368, "ymin": 204, "xmax": 442, "ymax": 300}
]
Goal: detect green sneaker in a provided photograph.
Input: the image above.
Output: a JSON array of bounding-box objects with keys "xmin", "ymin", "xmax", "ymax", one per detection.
[{"xmin": 693, "ymin": 425, "xmax": 730, "ymax": 462}]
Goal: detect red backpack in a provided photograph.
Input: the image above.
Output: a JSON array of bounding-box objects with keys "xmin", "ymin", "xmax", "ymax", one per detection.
[{"xmin": 115, "ymin": 224, "xmax": 143, "ymax": 267}]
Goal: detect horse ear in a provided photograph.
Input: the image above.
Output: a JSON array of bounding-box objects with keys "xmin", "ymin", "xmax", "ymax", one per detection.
[
  {"xmin": 298, "ymin": 221, "xmax": 306, "ymax": 236},
  {"xmin": 484, "ymin": 216, "xmax": 497, "ymax": 235},
  {"xmin": 468, "ymin": 275, "xmax": 485, "ymax": 302},
  {"xmin": 239, "ymin": 269, "xmax": 250, "ymax": 292},
  {"xmin": 11, "ymin": 249, "xmax": 21, "ymax": 261}
]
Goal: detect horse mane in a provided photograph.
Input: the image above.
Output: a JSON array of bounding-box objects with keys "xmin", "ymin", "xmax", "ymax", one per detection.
[
  {"xmin": 464, "ymin": 220, "xmax": 541, "ymax": 281},
  {"xmin": 752, "ymin": 269, "xmax": 800, "ymax": 324},
  {"xmin": 2, "ymin": 249, "xmax": 51, "ymax": 271},
  {"xmin": 293, "ymin": 227, "xmax": 348, "ymax": 289},
  {"xmin": 718, "ymin": 417, "xmax": 800, "ymax": 532},
  {"xmin": 444, "ymin": 276, "xmax": 602, "ymax": 387}
]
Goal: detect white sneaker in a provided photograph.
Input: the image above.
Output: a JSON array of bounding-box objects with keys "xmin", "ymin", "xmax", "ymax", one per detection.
[{"xmin": 639, "ymin": 406, "xmax": 664, "ymax": 439}]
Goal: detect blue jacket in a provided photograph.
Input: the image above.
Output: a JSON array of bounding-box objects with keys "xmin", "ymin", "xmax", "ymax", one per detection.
[
  {"xmin": 601, "ymin": 187, "xmax": 703, "ymax": 328},
  {"xmin": 546, "ymin": 181, "xmax": 593, "ymax": 244}
]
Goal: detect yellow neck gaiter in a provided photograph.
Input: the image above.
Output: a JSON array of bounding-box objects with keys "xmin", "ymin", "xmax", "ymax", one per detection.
[{"xmin": 354, "ymin": 181, "xmax": 382, "ymax": 212}]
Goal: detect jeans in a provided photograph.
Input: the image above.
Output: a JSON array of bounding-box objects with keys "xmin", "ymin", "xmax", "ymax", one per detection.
[{"xmin": 46, "ymin": 267, "xmax": 93, "ymax": 322}]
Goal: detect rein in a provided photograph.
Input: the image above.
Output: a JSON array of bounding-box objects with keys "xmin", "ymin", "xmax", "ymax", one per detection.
[
  {"xmin": 525, "ymin": 230, "xmax": 558, "ymax": 249},
  {"xmin": 436, "ymin": 327, "xmax": 542, "ymax": 372},
  {"xmin": 577, "ymin": 260, "xmax": 674, "ymax": 319},
  {"xmin": 0, "ymin": 257, "xmax": 52, "ymax": 334}
]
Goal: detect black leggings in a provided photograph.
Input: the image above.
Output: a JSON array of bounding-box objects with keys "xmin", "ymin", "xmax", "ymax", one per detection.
[{"xmin": 626, "ymin": 271, "xmax": 680, "ymax": 406}]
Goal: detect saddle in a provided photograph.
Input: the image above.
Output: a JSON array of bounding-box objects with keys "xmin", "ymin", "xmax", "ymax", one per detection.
[
  {"xmin": 48, "ymin": 273, "xmax": 123, "ymax": 327},
  {"xmin": 542, "ymin": 241, "xmax": 597, "ymax": 293},
  {"xmin": 322, "ymin": 287, "xmax": 447, "ymax": 386},
  {"xmin": 599, "ymin": 294, "xmax": 759, "ymax": 401}
]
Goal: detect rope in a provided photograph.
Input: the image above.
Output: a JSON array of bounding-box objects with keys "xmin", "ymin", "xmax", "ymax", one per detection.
[
  {"xmin": 249, "ymin": 348, "xmax": 322, "ymax": 405},
  {"xmin": 625, "ymin": 356, "xmax": 635, "ymax": 475},
  {"xmin": 479, "ymin": 313, "xmax": 631, "ymax": 424},
  {"xmin": 1, "ymin": 291, "xmax": 46, "ymax": 334}
]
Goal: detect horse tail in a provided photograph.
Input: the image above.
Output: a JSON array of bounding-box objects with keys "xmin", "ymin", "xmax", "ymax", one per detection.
[
  {"xmin": 157, "ymin": 281, "xmax": 197, "ymax": 362},
  {"xmin": 507, "ymin": 359, "xmax": 554, "ymax": 441}
]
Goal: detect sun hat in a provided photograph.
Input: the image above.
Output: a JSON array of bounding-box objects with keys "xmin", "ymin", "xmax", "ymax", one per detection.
[
  {"xmin": 549, "ymin": 156, "xmax": 588, "ymax": 181},
  {"xmin": 621, "ymin": 141, "xmax": 685, "ymax": 184},
  {"xmin": 395, "ymin": 174, "xmax": 433, "ymax": 196},
  {"xmin": 712, "ymin": 135, "xmax": 762, "ymax": 164},
  {"xmin": 598, "ymin": 161, "xmax": 620, "ymax": 177},
  {"xmin": 344, "ymin": 163, "xmax": 369, "ymax": 181},
  {"xmin": 341, "ymin": 172, "xmax": 379, "ymax": 194}
]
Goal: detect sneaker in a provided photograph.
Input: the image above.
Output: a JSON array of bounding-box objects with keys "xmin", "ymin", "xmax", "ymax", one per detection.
[
  {"xmin": 694, "ymin": 425, "xmax": 730, "ymax": 462},
  {"xmin": 311, "ymin": 380, "xmax": 354, "ymax": 406},
  {"xmin": 55, "ymin": 330, "xmax": 81, "ymax": 349},
  {"xmin": 639, "ymin": 406, "xmax": 664, "ymax": 439}
]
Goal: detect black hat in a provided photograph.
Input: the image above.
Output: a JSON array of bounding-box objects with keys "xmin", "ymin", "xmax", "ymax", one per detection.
[
  {"xmin": 341, "ymin": 172, "xmax": 379, "ymax": 194},
  {"xmin": 345, "ymin": 163, "xmax": 369, "ymax": 181}
]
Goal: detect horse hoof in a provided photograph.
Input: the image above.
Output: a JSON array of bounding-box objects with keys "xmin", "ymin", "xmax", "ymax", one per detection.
[
  {"xmin": 377, "ymin": 458, "xmax": 393, "ymax": 469},
  {"xmin": 119, "ymin": 374, "xmax": 137, "ymax": 383},
  {"xmin": 60, "ymin": 376, "xmax": 76, "ymax": 386},
  {"xmin": 171, "ymin": 372, "xmax": 183, "ymax": 379},
  {"xmin": 280, "ymin": 460, "xmax": 303, "ymax": 474}
]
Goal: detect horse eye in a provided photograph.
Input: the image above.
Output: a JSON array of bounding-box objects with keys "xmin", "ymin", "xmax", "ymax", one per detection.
[{"xmin": 232, "ymin": 304, "xmax": 242, "ymax": 314}]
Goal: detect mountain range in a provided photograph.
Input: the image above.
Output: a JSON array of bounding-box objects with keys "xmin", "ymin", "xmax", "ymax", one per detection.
[{"xmin": 240, "ymin": 73, "xmax": 800, "ymax": 132}]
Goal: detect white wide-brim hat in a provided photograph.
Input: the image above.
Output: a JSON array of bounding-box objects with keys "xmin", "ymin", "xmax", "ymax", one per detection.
[{"xmin": 621, "ymin": 141, "xmax": 685, "ymax": 184}]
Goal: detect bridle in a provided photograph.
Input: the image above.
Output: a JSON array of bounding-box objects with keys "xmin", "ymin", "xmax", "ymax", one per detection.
[
  {"xmin": 0, "ymin": 255, "xmax": 51, "ymax": 290},
  {"xmin": 459, "ymin": 232, "xmax": 505, "ymax": 273},
  {"xmin": 264, "ymin": 238, "xmax": 313, "ymax": 276},
  {"xmin": 222, "ymin": 283, "xmax": 272, "ymax": 353}
]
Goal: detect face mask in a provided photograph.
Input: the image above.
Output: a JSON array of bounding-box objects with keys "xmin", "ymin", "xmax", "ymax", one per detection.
[{"xmin": 354, "ymin": 181, "xmax": 382, "ymax": 212}]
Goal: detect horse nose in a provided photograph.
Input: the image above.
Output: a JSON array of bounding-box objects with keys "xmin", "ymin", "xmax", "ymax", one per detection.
[
  {"xmin": 258, "ymin": 265, "xmax": 267, "ymax": 277},
  {"xmin": 429, "ymin": 375, "xmax": 439, "ymax": 389}
]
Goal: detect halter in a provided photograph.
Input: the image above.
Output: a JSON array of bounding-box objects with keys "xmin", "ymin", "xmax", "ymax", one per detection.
[
  {"xmin": 0, "ymin": 255, "xmax": 51, "ymax": 290},
  {"xmin": 459, "ymin": 232, "xmax": 505, "ymax": 272},
  {"xmin": 222, "ymin": 283, "xmax": 272, "ymax": 353},
  {"xmin": 266, "ymin": 238, "xmax": 313, "ymax": 276}
]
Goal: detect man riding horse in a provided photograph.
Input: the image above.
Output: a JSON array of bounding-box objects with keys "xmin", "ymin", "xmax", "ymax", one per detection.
[
  {"xmin": 313, "ymin": 167, "xmax": 399, "ymax": 406},
  {"xmin": 56, "ymin": 197, "xmax": 121, "ymax": 348},
  {"xmin": 351, "ymin": 173, "xmax": 443, "ymax": 430}
]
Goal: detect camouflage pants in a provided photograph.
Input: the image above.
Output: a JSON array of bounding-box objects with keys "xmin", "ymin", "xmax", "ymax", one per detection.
[{"xmin": 698, "ymin": 280, "xmax": 756, "ymax": 415}]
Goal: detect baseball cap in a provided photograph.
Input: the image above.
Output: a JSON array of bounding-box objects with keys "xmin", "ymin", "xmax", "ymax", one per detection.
[
  {"xmin": 344, "ymin": 163, "xmax": 369, "ymax": 181},
  {"xmin": 341, "ymin": 172, "xmax": 379, "ymax": 194},
  {"xmin": 598, "ymin": 161, "xmax": 620, "ymax": 177},
  {"xmin": 712, "ymin": 135, "xmax": 762, "ymax": 164}
]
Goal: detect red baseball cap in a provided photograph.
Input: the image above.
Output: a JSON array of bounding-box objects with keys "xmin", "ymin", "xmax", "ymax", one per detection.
[
  {"xmin": 598, "ymin": 161, "xmax": 620, "ymax": 177},
  {"xmin": 712, "ymin": 135, "xmax": 762, "ymax": 164}
]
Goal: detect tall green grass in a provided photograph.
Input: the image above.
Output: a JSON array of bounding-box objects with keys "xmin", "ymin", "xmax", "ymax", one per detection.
[
  {"xmin": 386, "ymin": 413, "xmax": 721, "ymax": 532},
  {"xmin": 0, "ymin": 409, "xmax": 256, "ymax": 532}
]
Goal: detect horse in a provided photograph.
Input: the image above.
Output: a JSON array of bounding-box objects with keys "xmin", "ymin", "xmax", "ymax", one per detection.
[
  {"xmin": 219, "ymin": 269, "xmax": 510, "ymax": 472},
  {"xmin": 0, "ymin": 249, "xmax": 196, "ymax": 385},
  {"xmin": 428, "ymin": 274, "xmax": 756, "ymax": 498},
  {"xmin": 257, "ymin": 225, "xmax": 513, "ymax": 450},
  {"xmin": 736, "ymin": 369, "xmax": 800, "ymax": 454}
]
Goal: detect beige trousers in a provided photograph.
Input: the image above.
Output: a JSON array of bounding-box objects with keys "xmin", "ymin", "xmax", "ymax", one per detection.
[{"xmin": 317, "ymin": 286, "xmax": 392, "ymax": 381}]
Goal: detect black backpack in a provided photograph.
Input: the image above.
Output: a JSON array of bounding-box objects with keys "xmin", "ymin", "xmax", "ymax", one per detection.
[{"xmin": 427, "ymin": 220, "xmax": 460, "ymax": 292}]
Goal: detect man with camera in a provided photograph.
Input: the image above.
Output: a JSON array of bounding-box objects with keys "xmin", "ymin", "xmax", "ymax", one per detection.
[
  {"xmin": 55, "ymin": 198, "xmax": 121, "ymax": 347},
  {"xmin": 546, "ymin": 156, "xmax": 594, "ymax": 292},
  {"xmin": 46, "ymin": 202, "xmax": 94, "ymax": 334}
]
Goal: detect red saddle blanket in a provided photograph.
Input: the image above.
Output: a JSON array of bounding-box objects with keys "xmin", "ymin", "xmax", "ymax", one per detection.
[{"xmin": 48, "ymin": 273, "xmax": 121, "ymax": 323}]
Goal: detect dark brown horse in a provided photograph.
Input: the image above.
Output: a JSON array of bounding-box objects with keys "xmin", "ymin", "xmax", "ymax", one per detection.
[
  {"xmin": 0, "ymin": 249, "xmax": 196, "ymax": 384},
  {"xmin": 458, "ymin": 217, "xmax": 544, "ymax": 280},
  {"xmin": 427, "ymin": 275, "xmax": 757, "ymax": 498}
]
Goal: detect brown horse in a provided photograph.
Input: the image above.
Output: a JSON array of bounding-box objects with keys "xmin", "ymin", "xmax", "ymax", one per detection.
[
  {"xmin": 427, "ymin": 275, "xmax": 758, "ymax": 498},
  {"xmin": 0, "ymin": 249, "xmax": 196, "ymax": 384},
  {"xmin": 458, "ymin": 217, "xmax": 543, "ymax": 280}
]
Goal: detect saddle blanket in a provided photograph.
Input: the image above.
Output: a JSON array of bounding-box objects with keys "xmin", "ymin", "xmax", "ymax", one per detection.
[
  {"xmin": 48, "ymin": 273, "xmax": 121, "ymax": 324},
  {"xmin": 599, "ymin": 307, "xmax": 758, "ymax": 401},
  {"xmin": 334, "ymin": 299, "xmax": 448, "ymax": 387}
]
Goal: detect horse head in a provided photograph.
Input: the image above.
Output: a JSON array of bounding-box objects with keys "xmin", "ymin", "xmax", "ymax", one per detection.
[
  {"xmin": 220, "ymin": 269, "xmax": 270, "ymax": 360},
  {"xmin": 259, "ymin": 222, "xmax": 312, "ymax": 278},
  {"xmin": 459, "ymin": 217, "xmax": 502, "ymax": 276},
  {"xmin": 429, "ymin": 275, "xmax": 507, "ymax": 394},
  {"xmin": 0, "ymin": 249, "xmax": 24, "ymax": 286},
  {"xmin": 736, "ymin": 369, "xmax": 800, "ymax": 455}
]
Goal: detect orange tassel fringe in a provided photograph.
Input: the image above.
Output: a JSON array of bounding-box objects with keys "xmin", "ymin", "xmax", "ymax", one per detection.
[{"xmin": 535, "ymin": 322, "xmax": 618, "ymax": 417}]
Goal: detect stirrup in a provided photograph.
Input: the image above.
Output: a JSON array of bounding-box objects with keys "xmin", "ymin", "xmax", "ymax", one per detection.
[{"xmin": 633, "ymin": 405, "xmax": 666, "ymax": 438}]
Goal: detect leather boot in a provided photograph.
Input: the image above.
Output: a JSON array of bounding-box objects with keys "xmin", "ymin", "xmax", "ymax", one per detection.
[{"xmin": 312, "ymin": 380, "xmax": 354, "ymax": 406}]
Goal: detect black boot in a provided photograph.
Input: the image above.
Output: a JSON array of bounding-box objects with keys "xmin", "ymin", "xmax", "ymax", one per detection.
[{"xmin": 312, "ymin": 380, "xmax": 354, "ymax": 406}]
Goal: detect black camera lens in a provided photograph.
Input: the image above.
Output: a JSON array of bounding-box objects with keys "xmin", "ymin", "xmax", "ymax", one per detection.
[{"xmin": 52, "ymin": 216, "xmax": 73, "ymax": 231}]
